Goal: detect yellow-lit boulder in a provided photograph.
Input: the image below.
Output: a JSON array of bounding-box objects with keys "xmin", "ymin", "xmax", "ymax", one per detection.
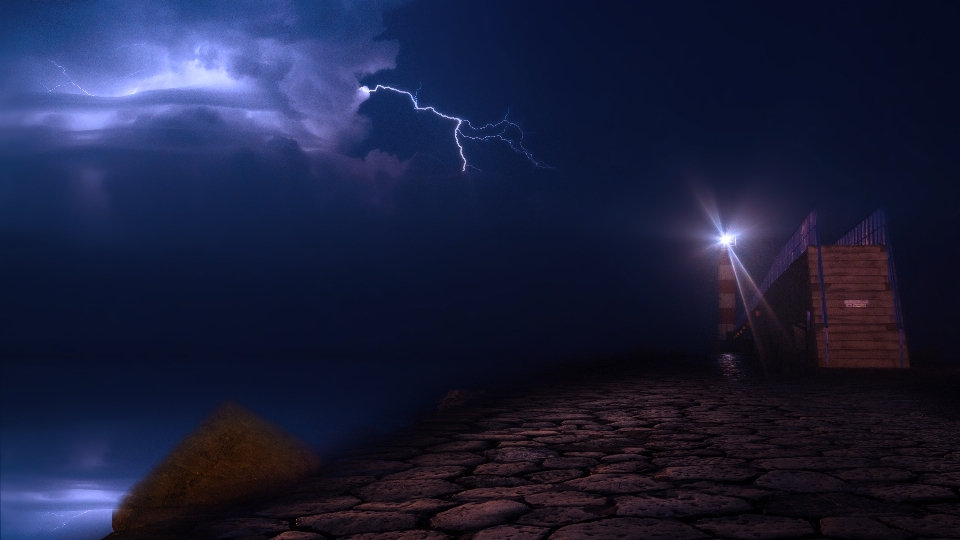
[{"xmin": 113, "ymin": 402, "xmax": 320, "ymax": 532}]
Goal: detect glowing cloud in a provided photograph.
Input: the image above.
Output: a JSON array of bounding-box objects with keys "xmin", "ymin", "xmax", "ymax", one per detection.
[{"xmin": 2, "ymin": 2, "xmax": 400, "ymax": 151}]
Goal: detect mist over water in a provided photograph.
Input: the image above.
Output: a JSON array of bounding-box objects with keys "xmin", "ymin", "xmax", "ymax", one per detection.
[{"xmin": 1, "ymin": 357, "xmax": 523, "ymax": 540}]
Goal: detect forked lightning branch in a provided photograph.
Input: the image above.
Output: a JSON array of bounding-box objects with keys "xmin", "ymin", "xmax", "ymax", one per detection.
[{"xmin": 360, "ymin": 85, "xmax": 549, "ymax": 172}]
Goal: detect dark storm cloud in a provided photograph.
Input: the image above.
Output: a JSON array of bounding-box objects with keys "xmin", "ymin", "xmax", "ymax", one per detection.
[
  {"xmin": 4, "ymin": 0, "xmax": 957, "ymax": 361},
  {"xmin": 1, "ymin": 122, "xmax": 401, "ymax": 247},
  {"xmin": 0, "ymin": 1, "xmax": 429, "ymax": 268},
  {"xmin": 1, "ymin": 0, "xmax": 402, "ymax": 149},
  {"xmin": 1, "ymin": 131, "xmax": 626, "ymax": 362}
]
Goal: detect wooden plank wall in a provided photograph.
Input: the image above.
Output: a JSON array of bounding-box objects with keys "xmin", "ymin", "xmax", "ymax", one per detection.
[{"xmin": 807, "ymin": 245, "xmax": 908, "ymax": 368}]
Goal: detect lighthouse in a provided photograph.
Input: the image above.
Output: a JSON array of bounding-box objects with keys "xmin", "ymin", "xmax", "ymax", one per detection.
[{"xmin": 718, "ymin": 234, "xmax": 736, "ymax": 340}]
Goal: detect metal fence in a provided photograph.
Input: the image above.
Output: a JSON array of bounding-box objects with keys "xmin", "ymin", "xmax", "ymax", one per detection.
[{"xmin": 835, "ymin": 207, "xmax": 888, "ymax": 246}]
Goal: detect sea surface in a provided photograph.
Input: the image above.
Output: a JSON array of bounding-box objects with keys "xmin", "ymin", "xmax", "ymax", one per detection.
[{"xmin": 1, "ymin": 357, "xmax": 519, "ymax": 540}]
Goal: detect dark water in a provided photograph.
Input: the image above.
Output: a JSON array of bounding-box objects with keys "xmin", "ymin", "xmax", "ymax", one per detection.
[
  {"xmin": 6, "ymin": 353, "xmax": 955, "ymax": 540},
  {"xmin": 0, "ymin": 357, "xmax": 521, "ymax": 540}
]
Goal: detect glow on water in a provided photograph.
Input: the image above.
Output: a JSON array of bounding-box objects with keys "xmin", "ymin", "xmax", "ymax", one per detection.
[{"xmin": 1, "ymin": 357, "xmax": 520, "ymax": 540}]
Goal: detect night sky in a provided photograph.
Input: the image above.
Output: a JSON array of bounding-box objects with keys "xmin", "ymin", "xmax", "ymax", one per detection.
[{"xmin": 1, "ymin": 1, "xmax": 959, "ymax": 539}]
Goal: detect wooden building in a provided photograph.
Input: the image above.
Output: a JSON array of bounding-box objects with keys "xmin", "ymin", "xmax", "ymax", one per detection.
[{"xmin": 736, "ymin": 209, "xmax": 908, "ymax": 369}]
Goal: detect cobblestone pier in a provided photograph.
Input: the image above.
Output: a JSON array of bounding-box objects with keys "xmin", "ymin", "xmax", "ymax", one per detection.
[{"xmin": 111, "ymin": 362, "xmax": 960, "ymax": 540}]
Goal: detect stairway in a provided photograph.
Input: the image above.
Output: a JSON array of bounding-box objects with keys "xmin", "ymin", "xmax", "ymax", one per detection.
[{"xmin": 808, "ymin": 245, "xmax": 908, "ymax": 368}]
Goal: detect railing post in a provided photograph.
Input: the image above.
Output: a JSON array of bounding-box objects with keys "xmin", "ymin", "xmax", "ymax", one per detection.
[{"xmin": 880, "ymin": 208, "xmax": 906, "ymax": 369}]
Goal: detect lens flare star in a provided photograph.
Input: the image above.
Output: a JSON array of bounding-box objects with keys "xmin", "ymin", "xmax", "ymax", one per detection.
[{"xmin": 360, "ymin": 85, "xmax": 549, "ymax": 172}]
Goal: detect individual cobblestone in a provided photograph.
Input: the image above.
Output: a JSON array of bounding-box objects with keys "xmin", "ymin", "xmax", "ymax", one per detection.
[
  {"xmin": 831, "ymin": 467, "xmax": 916, "ymax": 482},
  {"xmin": 515, "ymin": 506, "xmax": 598, "ymax": 527},
  {"xmin": 857, "ymin": 482, "xmax": 958, "ymax": 503},
  {"xmin": 754, "ymin": 470, "xmax": 849, "ymax": 492},
  {"xmin": 485, "ymin": 447, "xmax": 557, "ymax": 462},
  {"xmin": 201, "ymin": 518, "xmax": 289, "ymax": 539},
  {"xmin": 256, "ymin": 495, "xmax": 361, "ymax": 518},
  {"xmin": 353, "ymin": 479, "xmax": 461, "ymax": 502},
  {"xmin": 694, "ymin": 514, "xmax": 815, "ymax": 539},
  {"xmin": 473, "ymin": 462, "xmax": 538, "ymax": 476},
  {"xmin": 381, "ymin": 466, "xmax": 466, "ymax": 481},
  {"xmin": 471, "ymin": 525, "xmax": 548, "ymax": 540},
  {"xmin": 457, "ymin": 475, "xmax": 529, "ymax": 488},
  {"xmin": 525, "ymin": 469, "xmax": 583, "ymax": 483},
  {"xmin": 752, "ymin": 457, "xmax": 875, "ymax": 469},
  {"xmin": 406, "ymin": 453, "xmax": 486, "ymax": 467},
  {"xmin": 429, "ymin": 500, "xmax": 528, "ymax": 531},
  {"xmin": 271, "ymin": 532, "xmax": 325, "ymax": 540},
  {"xmin": 654, "ymin": 464, "xmax": 758, "ymax": 482},
  {"xmin": 762, "ymin": 492, "xmax": 923, "ymax": 518},
  {"xmin": 549, "ymin": 517, "xmax": 706, "ymax": 540},
  {"xmin": 921, "ymin": 471, "xmax": 960, "ymax": 487},
  {"xmin": 541, "ymin": 456, "xmax": 597, "ymax": 469},
  {"xmin": 818, "ymin": 516, "xmax": 912, "ymax": 540},
  {"xmin": 881, "ymin": 514, "xmax": 960, "ymax": 537},
  {"xmin": 451, "ymin": 486, "xmax": 551, "ymax": 502},
  {"xmin": 342, "ymin": 532, "xmax": 449, "ymax": 540},
  {"xmin": 298, "ymin": 511, "xmax": 417, "ymax": 536},
  {"xmin": 106, "ymin": 367, "xmax": 960, "ymax": 540},
  {"xmin": 615, "ymin": 491, "xmax": 752, "ymax": 517},
  {"xmin": 353, "ymin": 499, "xmax": 456, "ymax": 513}
]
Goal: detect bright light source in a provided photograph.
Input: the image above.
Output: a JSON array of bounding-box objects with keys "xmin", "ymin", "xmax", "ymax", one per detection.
[{"xmin": 719, "ymin": 234, "xmax": 736, "ymax": 247}]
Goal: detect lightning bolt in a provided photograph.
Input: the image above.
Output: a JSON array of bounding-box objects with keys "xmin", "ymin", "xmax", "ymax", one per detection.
[
  {"xmin": 40, "ymin": 60, "xmax": 92, "ymax": 96},
  {"xmin": 45, "ymin": 510, "xmax": 92, "ymax": 531},
  {"xmin": 360, "ymin": 85, "xmax": 550, "ymax": 172}
]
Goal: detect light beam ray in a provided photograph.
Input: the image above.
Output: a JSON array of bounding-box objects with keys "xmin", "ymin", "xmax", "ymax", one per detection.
[
  {"xmin": 727, "ymin": 247, "xmax": 793, "ymax": 366},
  {"xmin": 360, "ymin": 84, "xmax": 550, "ymax": 172},
  {"xmin": 693, "ymin": 187, "xmax": 724, "ymax": 236}
]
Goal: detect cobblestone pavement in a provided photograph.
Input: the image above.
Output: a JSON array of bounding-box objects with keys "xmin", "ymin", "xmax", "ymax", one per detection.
[{"xmin": 116, "ymin": 366, "xmax": 960, "ymax": 540}]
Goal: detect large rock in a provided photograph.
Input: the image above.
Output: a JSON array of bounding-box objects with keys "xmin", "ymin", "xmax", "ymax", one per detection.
[{"xmin": 112, "ymin": 402, "xmax": 320, "ymax": 532}]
